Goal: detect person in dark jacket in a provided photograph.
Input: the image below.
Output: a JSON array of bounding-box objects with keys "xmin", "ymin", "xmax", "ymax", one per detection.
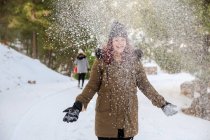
[
  {"xmin": 63, "ymin": 21, "xmax": 178, "ymax": 140},
  {"xmin": 74, "ymin": 49, "xmax": 89, "ymax": 89}
]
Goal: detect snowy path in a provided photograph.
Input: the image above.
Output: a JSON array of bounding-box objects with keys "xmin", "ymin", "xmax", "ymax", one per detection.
[
  {"xmin": 8, "ymin": 81, "xmax": 96, "ymax": 140},
  {"xmin": 1, "ymin": 80, "xmax": 209, "ymax": 140}
]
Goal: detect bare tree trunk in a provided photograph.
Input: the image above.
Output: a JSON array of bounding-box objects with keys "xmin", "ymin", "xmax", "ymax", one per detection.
[
  {"xmin": 48, "ymin": 49, "xmax": 52, "ymax": 67},
  {"xmin": 2, "ymin": 28, "xmax": 9, "ymax": 46},
  {"xmin": 32, "ymin": 31, "xmax": 37, "ymax": 58},
  {"xmin": 36, "ymin": 34, "xmax": 39, "ymax": 59},
  {"xmin": 203, "ymin": 34, "xmax": 210, "ymax": 57},
  {"xmin": 26, "ymin": 39, "xmax": 29, "ymax": 55},
  {"xmin": 66, "ymin": 60, "xmax": 73, "ymax": 76}
]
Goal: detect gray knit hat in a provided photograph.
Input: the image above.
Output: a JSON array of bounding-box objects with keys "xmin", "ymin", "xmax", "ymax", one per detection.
[{"xmin": 109, "ymin": 21, "xmax": 128, "ymax": 38}]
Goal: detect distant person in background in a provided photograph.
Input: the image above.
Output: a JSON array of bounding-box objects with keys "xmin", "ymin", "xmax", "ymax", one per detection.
[{"xmin": 74, "ymin": 49, "xmax": 89, "ymax": 89}]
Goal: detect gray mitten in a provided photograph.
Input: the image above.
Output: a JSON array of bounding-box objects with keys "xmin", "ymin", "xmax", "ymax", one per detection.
[{"xmin": 161, "ymin": 102, "xmax": 178, "ymax": 116}]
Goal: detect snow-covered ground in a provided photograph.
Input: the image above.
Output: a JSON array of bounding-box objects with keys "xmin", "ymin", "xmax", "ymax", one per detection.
[{"xmin": 0, "ymin": 44, "xmax": 210, "ymax": 140}]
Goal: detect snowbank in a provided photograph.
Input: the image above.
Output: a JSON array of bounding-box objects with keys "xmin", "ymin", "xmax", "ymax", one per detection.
[{"xmin": 0, "ymin": 44, "xmax": 69, "ymax": 93}]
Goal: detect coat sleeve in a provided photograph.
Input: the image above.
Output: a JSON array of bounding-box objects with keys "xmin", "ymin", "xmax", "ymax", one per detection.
[
  {"xmin": 136, "ymin": 61, "xmax": 166, "ymax": 108},
  {"xmin": 76, "ymin": 59, "xmax": 102, "ymax": 109}
]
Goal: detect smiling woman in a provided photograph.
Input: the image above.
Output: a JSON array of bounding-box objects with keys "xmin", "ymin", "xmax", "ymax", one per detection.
[
  {"xmin": 112, "ymin": 36, "xmax": 127, "ymax": 62},
  {"xmin": 63, "ymin": 21, "xmax": 178, "ymax": 140},
  {"xmin": 112, "ymin": 37, "xmax": 126, "ymax": 54}
]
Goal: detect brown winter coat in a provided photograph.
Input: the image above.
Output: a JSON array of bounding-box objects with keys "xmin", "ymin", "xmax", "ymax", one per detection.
[{"xmin": 76, "ymin": 50, "xmax": 166, "ymax": 138}]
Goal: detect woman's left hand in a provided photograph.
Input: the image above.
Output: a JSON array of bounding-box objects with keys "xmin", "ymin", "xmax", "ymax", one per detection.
[{"xmin": 161, "ymin": 102, "xmax": 178, "ymax": 116}]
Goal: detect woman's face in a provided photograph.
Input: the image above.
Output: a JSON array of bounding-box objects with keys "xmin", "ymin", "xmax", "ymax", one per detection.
[{"xmin": 112, "ymin": 36, "xmax": 126, "ymax": 54}]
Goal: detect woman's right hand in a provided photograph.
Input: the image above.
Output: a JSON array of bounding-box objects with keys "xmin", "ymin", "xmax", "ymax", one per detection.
[
  {"xmin": 63, "ymin": 101, "xmax": 82, "ymax": 123},
  {"xmin": 63, "ymin": 107, "xmax": 80, "ymax": 123}
]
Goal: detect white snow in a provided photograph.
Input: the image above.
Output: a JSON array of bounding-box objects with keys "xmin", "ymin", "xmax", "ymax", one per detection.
[{"xmin": 0, "ymin": 43, "xmax": 210, "ymax": 140}]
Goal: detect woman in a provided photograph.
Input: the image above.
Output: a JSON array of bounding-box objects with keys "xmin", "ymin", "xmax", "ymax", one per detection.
[
  {"xmin": 74, "ymin": 49, "xmax": 89, "ymax": 89},
  {"xmin": 63, "ymin": 22, "xmax": 177, "ymax": 140}
]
